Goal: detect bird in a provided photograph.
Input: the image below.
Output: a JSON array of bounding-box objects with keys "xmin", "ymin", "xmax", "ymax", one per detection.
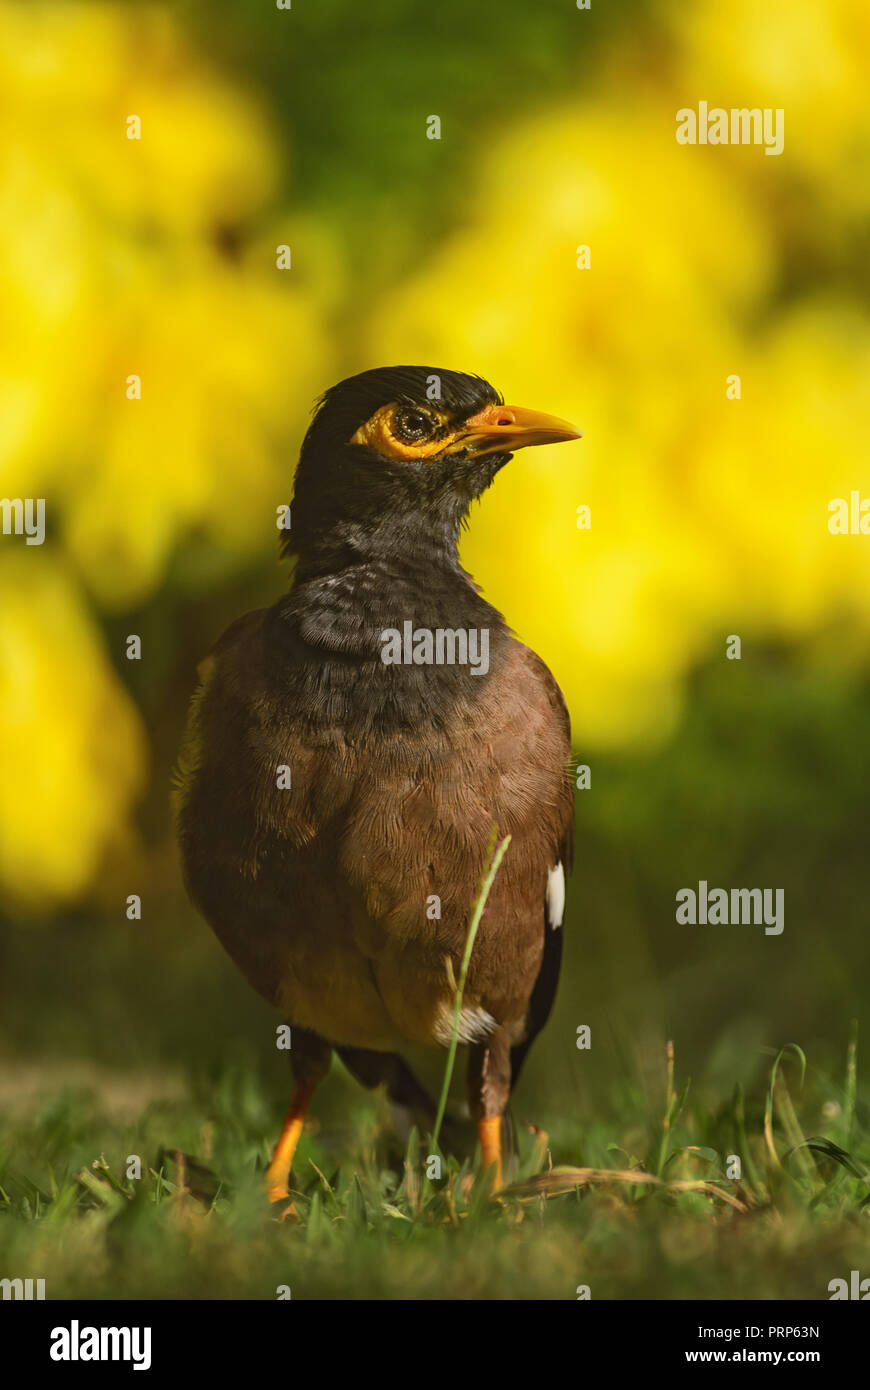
[{"xmin": 174, "ymin": 365, "xmax": 579, "ymax": 1202}]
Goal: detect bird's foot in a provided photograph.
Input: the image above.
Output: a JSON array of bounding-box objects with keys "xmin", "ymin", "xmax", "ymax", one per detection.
[{"xmin": 271, "ymin": 1197, "xmax": 301, "ymax": 1224}]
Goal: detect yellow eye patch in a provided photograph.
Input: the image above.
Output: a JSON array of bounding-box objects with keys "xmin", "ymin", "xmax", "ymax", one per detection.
[{"xmin": 349, "ymin": 403, "xmax": 458, "ymax": 461}]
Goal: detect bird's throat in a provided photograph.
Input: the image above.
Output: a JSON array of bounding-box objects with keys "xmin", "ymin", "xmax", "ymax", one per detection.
[
  {"xmin": 290, "ymin": 550, "xmax": 502, "ymax": 658},
  {"xmin": 265, "ymin": 543, "xmax": 509, "ymax": 731}
]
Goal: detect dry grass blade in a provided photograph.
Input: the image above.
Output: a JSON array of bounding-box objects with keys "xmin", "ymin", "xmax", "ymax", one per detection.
[
  {"xmin": 502, "ymin": 1165, "xmax": 750, "ymax": 1213},
  {"xmin": 764, "ymin": 1043, "xmax": 807, "ymax": 1170}
]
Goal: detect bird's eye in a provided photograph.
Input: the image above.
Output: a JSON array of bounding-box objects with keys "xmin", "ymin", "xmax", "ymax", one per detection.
[
  {"xmin": 349, "ymin": 402, "xmax": 450, "ymax": 459},
  {"xmin": 393, "ymin": 408, "xmax": 435, "ymax": 443}
]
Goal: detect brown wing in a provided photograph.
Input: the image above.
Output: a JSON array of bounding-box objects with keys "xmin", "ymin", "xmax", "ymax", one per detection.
[{"xmin": 505, "ymin": 644, "xmax": 573, "ymax": 1081}]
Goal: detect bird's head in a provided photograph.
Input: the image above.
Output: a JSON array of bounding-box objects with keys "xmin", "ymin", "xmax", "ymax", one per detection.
[{"xmin": 287, "ymin": 366, "xmax": 580, "ymax": 568}]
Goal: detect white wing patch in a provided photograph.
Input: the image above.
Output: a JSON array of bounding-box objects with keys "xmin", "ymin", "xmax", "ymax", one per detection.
[{"xmin": 546, "ymin": 863, "xmax": 565, "ymax": 930}]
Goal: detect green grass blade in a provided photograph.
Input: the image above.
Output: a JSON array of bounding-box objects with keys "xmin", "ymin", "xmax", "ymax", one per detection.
[{"xmin": 430, "ymin": 830, "xmax": 511, "ymax": 1155}]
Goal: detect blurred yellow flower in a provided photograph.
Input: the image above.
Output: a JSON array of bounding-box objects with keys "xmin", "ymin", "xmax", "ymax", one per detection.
[
  {"xmin": 0, "ymin": 553, "xmax": 146, "ymax": 912},
  {"xmin": 0, "ymin": 2, "xmax": 330, "ymax": 606},
  {"xmin": 663, "ymin": 0, "xmax": 870, "ymax": 222},
  {"xmin": 0, "ymin": 3, "xmax": 332, "ymax": 910},
  {"xmin": 366, "ymin": 24, "xmax": 870, "ymax": 746}
]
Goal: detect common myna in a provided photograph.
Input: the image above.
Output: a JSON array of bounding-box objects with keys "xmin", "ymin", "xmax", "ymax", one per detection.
[{"xmin": 175, "ymin": 366, "xmax": 579, "ymax": 1199}]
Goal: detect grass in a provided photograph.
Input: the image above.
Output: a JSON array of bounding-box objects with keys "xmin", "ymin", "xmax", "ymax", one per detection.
[
  {"xmin": 1, "ymin": 850, "xmax": 868, "ymax": 1302},
  {"xmin": 0, "ymin": 1027, "xmax": 867, "ymax": 1300},
  {"xmin": 2, "ymin": 834, "xmax": 869, "ymax": 1301}
]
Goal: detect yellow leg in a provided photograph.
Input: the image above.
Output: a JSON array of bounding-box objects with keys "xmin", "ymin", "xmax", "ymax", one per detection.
[
  {"xmin": 478, "ymin": 1114, "xmax": 503, "ymax": 1193},
  {"xmin": 265, "ymin": 1083, "xmax": 315, "ymax": 1203}
]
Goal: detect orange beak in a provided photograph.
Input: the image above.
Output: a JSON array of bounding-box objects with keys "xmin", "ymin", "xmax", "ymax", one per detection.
[{"xmin": 453, "ymin": 403, "xmax": 582, "ymax": 456}]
